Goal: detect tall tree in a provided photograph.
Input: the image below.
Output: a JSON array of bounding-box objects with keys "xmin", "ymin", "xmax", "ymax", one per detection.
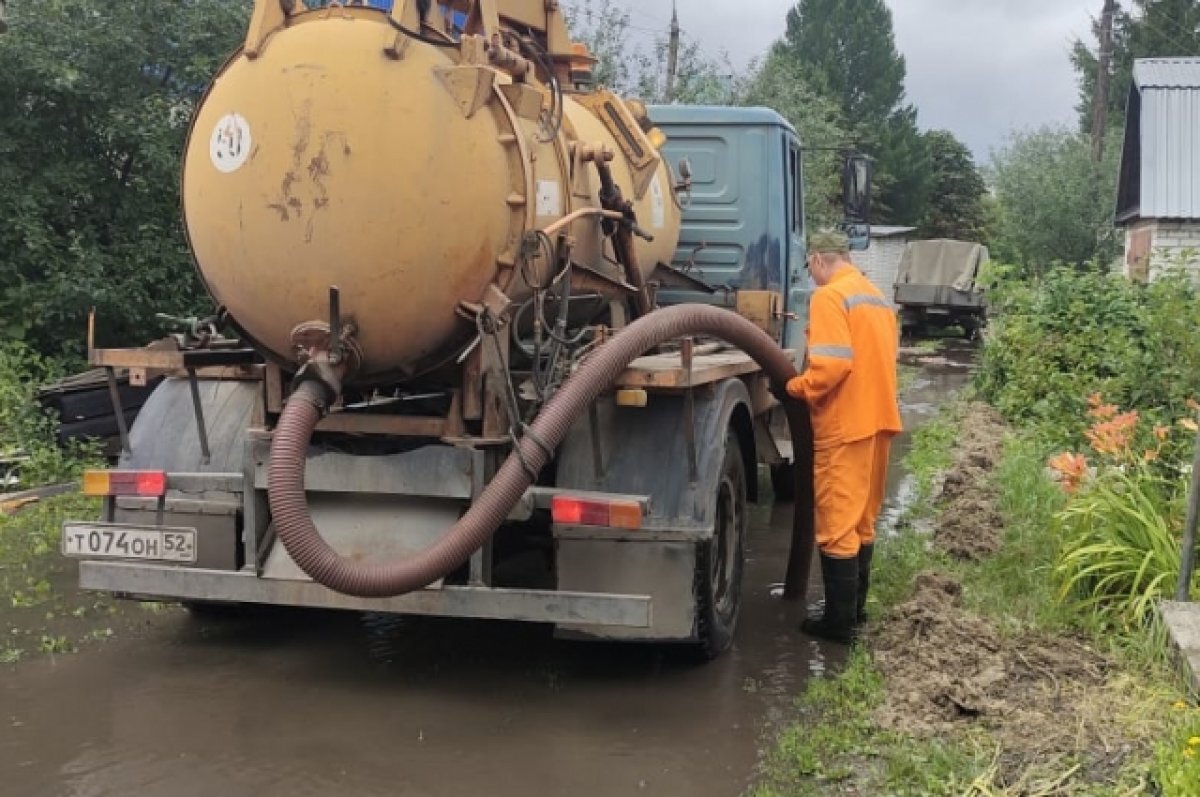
[
  {"xmin": 1073, "ymin": 0, "xmax": 1200, "ymax": 132},
  {"xmin": 565, "ymin": 0, "xmax": 640, "ymax": 92},
  {"xmin": 777, "ymin": 0, "xmax": 929, "ymax": 226},
  {"xmin": 780, "ymin": 0, "xmax": 905, "ymax": 122},
  {"xmin": 918, "ymin": 130, "xmax": 987, "ymax": 242},
  {"xmin": 738, "ymin": 47, "xmax": 851, "ymax": 224},
  {"xmin": 988, "ymin": 127, "xmax": 1122, "ymax": 272},
  {"xmin": 0, "ymin": 0, "xmax": 248, "ymax": 359},
  {"xmin": 566, "ymin": 0, "xmax": 733, "ymax": 104}
]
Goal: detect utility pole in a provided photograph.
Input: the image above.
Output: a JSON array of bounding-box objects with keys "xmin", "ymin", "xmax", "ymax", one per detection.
[
  {"xmin": 1091, "ymin": 0, "xmax": 1118, "ymax": 162},
  {"xmin": 665, "ymin": 1, "xmax": 680, "ymax": 103}
]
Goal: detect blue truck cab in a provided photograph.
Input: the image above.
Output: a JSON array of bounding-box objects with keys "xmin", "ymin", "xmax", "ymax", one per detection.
[{"xmin": 649, "ymin": 105, "xmax": 871, "ymax": 352}]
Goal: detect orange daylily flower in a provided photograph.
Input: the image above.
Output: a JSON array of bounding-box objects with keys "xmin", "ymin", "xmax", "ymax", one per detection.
[
  {"xmin": 1086, "ymin": 410, "xmax": 1139, "ymax": 455},
  {"xmin": 1154, "ymin": 425, "xmax": 1170, "ymax": 442},
  {"xmin": 1089, "ymin": 403, "xmax": 1119, "ymax": 421},
  {"xmin": 1049, "ymin": 452, "xmax": 1089, "ymax": 494},
  {"xmin": 1181, "ymin": 418, "xmax": 1199, "ymax": 433}
]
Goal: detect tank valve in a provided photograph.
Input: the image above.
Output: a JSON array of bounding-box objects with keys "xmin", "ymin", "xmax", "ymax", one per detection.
[{"xmin": 288, "ymin": 286, "xmax": 363, "ymax": 409}]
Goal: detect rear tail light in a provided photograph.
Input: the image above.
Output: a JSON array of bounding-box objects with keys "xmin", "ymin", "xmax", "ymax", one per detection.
[
  {"xmin": 82, "ymin": 470, "xmax": 167, "ymax": 497},
  {"xmin": 550, "ymin": 496, "xmax": 643, "ymax": 529}
]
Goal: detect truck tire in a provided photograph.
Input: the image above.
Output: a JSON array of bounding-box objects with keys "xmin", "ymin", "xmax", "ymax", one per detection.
[
  {"xmin": 695, "ymin": 432, "xmax": 747, "ymax": 659},
  {"xmin": 770, "ymin": 461, "xmax": 795, "ymax": 502}
]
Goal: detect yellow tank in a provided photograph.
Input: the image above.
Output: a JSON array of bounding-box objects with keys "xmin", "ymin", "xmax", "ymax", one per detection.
[{"xmin": 182, "ymin": 3, "xmax": 681, "ymax": 384}]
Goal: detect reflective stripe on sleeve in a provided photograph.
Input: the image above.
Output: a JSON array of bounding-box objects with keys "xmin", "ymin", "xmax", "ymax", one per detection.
[
  {"xmin": 844, "ymin": 294, "xmax": 894, "ymax": 311},
  {"xmin": 808, "ymin": 344, "xmax": 853, "ymax": 360}
]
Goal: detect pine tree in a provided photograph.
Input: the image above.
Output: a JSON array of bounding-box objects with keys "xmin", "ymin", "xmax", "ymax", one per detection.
[
  {"xmin": 777, "ymin": 0, "xmax": 929, "ymax": 225},
  {"xmin": 918, "ymin": 131, "xmax": 987, "ymax": 242},
  {"xmin": 780, "ymin": 0, "xmax": 906, "ymax": 126}
]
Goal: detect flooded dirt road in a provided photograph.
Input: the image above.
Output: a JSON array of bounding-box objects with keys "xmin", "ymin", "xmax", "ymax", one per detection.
[{"xmin": 1, "ymin": 348, "xmax": 972, "ymax": 797}]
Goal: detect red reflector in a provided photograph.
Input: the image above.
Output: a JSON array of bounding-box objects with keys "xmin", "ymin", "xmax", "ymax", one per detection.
[
  {"xmin": 83, "ymin": 470, "xmax": 167, "ymax": 497},
  {"xmin": 550, "ymin": 496, "xmax": 643, "ymax": 529}
]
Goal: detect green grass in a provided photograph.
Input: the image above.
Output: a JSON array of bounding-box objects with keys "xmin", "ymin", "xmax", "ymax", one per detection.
[
  {"xmin": 959, "ymin": 436, "xmax": 1071, "ymax": 633},
  {"xmin": 904, "ymin": 406, "xmax": 961, "ymax": 504},
  {"xmin": 0, "ymin": 493, "xmax": 127, "ymax": 664},
  {"xmin": 0, "ymin": 494, "xmax": 97, "ymax": 599},
  {"xmin": 897, "ymin": 363, "xmax": 920, "ymax": 393},
  {"xmin": 750, "ymin": 648, "xmax": 987, "ymax": 797}
]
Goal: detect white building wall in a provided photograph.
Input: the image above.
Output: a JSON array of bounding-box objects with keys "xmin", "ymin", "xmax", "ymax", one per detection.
[
  {"xmin": 856, "ymin": 236, "xmax": 910, "ymax": 299},
  {"xmin": 1124, "ymin": 219, "xmax": 1200, "ymax": 280}
]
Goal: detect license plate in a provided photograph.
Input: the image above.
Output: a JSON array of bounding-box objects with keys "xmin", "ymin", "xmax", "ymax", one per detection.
[{"xmin": 61, "ymin": 522, "xmax": 197, "ymax": 563}]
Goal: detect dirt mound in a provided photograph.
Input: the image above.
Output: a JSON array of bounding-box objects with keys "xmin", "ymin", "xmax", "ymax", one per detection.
[
  {"xmin": 932, "ymin": 403, "xmax": 1007, "ymax": 560},
  {"xmin": 871, "ymin": 571, "xmax": 1127, "ymax": 785}
]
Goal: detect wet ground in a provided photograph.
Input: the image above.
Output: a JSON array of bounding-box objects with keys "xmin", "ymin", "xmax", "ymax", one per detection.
[{"xmin": 1, "ymin": 345, "xmax": 974, "ymax": 797}]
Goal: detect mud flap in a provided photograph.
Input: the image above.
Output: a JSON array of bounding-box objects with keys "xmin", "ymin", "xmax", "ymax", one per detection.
[{"xmin": 552, "ymin": 378, "xmax": 754, "ymax": 641}]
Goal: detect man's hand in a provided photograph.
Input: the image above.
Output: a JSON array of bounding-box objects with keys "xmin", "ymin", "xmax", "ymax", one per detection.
[
  {"xmin": 771, "ymin": 376, "xmax": 806, "ymax": 405},
  {"xmin": 785, "ymin": 375, "xmax": 807, "ymax": 402}
]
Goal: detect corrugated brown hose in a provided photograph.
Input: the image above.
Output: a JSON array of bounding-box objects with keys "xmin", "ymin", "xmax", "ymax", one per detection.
[{"xmin": 268, "ymin": 305, "xmax": 815, "ymax": 599}]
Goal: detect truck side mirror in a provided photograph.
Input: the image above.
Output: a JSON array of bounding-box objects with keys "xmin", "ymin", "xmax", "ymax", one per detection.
[{"xmin": 841, "ymin": 152, "xmax": 873, "ymax": 251}]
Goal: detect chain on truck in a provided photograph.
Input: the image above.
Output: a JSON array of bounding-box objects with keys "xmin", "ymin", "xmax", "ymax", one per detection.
[{"xmin": 61, "ymin": 0, "xmax": 873, "ymax": 659}]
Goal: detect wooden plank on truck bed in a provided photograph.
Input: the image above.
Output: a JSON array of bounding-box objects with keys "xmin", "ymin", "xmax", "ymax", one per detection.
[{"xmin": 616, "ymin": 349, "xmax": 795, "ymax": 390}]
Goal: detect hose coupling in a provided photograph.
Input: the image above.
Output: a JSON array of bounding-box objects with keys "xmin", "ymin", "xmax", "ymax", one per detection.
[{"xmin": 291, "ymin": 360, "xmax": 343, "ymax": 413}]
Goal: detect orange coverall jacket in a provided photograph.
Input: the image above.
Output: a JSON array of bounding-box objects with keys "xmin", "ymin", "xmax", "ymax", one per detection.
[{"xmin": 786, "ymin": 264, "xmax": 903, "ymax": 449}]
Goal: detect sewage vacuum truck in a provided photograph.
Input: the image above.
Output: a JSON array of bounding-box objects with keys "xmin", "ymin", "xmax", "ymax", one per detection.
[{"xmin": 62, "ymin": 0, "xmax": 872, "ymax": 658}]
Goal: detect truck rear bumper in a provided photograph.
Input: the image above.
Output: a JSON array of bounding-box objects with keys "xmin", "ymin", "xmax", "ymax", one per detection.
[{"xmin": 79, "ymin": 561, "xmax": 652, "ymax": 629}]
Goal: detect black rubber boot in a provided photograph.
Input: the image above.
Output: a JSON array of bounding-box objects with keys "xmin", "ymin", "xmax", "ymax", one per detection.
[
  {"xmin": 857, "ymin": 543, "xmax": 875, "ymax": 625},
  {"xmin": 801, "ymin": 553, "xmax": 860, "ymax": 644}
]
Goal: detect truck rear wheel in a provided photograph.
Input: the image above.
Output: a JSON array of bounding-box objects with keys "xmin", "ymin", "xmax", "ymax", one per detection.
[{"xmin": 695, "ymin": 432, "xmax": 747, "ymax": 659}]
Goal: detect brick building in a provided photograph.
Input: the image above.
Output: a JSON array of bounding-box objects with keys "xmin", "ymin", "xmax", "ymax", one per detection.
[{"xmin": 1117, "ymin": 58, "xmax": 1200, "ymax": 280}]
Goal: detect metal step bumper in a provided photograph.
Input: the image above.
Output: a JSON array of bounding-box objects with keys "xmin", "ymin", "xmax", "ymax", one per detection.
[{"xmin": 79, "ymin": 561, "xmax": 652, "ymax": 628}]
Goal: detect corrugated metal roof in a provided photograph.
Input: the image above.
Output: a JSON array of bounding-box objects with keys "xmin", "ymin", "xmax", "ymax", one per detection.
[
  {"xmin": 1118, "ymin": 58, "xmax": 1200, "ymax": 221},
  {"xmin": 1134, "ymin": 59, "xmax": 1200, "ymax": 89}
]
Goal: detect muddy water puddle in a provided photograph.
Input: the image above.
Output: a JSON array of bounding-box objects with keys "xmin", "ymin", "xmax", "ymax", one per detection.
[{"xmin": 1, "ymin": 348, "xmax": 973, "ymax": 797}]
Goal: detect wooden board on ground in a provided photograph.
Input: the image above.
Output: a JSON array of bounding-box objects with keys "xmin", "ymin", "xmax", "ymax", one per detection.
[{"xmin": 616, "ymin": 348, "xmax": 795, "ymax": 390}]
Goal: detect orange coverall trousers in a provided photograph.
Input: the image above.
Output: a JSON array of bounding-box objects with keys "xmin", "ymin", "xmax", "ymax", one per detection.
[{"xmin": 815, "ymin": 432, "xmax": 894, "ymax": 558}]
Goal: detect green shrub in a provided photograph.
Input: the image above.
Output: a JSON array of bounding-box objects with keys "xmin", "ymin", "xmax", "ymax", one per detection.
[
  {"xmin": 977, "ymin": 264, "xmax": 1200, "ymax": 453},
  {"xmin": 0, "ymin": 343, "xmax": 96, "ymax": 489}
]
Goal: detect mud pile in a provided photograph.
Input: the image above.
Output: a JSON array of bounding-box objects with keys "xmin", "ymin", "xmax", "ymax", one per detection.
[
  {"xmin": 932, "ymin": 403, "xmax": 1007, "ymax": 560},
  {"xmin": 870, "ymin": 402, "xmax": 1149, "ymax": 787},
  {"xmin": 873, "ymin": 573, "xmax": 1109, "ymax": 732}
]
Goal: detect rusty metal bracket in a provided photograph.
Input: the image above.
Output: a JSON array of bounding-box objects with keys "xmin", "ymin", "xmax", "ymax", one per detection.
[
  {"xmin": 104, "ymin": 367, "xmax": 132, "ymax": 455},
  {"xmin": 245, "ymin": 0, "xmax": 295, "ymax": 59},
  {"xmin": 185, "ymin": 367, "xmax": 212, "ymax": 464}
]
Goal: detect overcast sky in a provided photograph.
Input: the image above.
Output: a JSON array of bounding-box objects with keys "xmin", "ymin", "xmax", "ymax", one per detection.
[{"xmin": 617, "ymin": 0, "xmax": 1099, "ymax": 161}]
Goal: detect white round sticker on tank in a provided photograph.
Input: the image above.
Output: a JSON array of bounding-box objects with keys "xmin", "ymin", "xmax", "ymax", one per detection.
[
  {"xmin": 650, "ymin": 173, "xmax": 666, "ymax": 229},
  {"xmin": 210, "ymin": 113, "xmax": 252, "ymax": 174}
]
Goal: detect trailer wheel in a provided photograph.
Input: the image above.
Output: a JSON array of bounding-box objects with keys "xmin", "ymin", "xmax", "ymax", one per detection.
[{"xmin": 695, "ymin": 432, "xmax": 747, "ymax": 659}]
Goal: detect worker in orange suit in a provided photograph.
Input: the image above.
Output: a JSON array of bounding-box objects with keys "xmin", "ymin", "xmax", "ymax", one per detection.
[{"xmin": 786, "ymin": 229, "xmax": 902, "ymax": 644}]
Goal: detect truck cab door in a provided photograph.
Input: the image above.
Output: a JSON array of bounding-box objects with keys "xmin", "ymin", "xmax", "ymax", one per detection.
[{"xmin": 783, "ymin": 139, "xmax": 808, "ymax": 352}]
